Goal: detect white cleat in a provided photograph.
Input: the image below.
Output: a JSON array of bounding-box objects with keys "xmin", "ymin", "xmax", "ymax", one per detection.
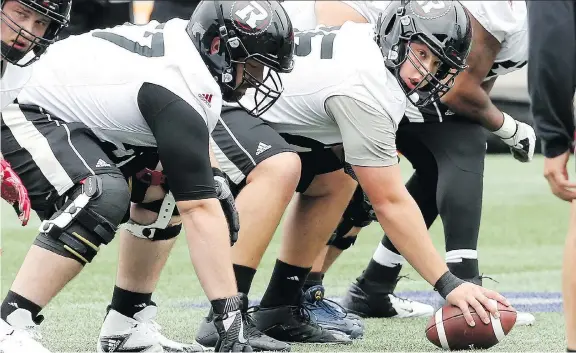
[
  {"xmin": 388, "ymin": 294, "xmax": 435, "ymax": 318},
  {"xmin": 98, "ymin": 305, "xmax": 204, "ymax": 352},
  {"xmin": 514, "ymin": 311, "xmax": 536, "ymax": 327},
  {"xmin": 0, "ymin": 309, "xmax": 51, "ymax": 353}
]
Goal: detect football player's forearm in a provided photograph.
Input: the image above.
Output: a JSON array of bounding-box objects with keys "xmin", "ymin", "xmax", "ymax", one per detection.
[
  {"xmin": 443, "ymin": 82, "xmax": 504, "ymax": 131},
  {"xmin": 354, "ymin": 164, "xmax": 448, "ymax": 286},
  {"xmin": 179, "ymin": 199, "xmax": 237, "ymax": 300},
  {"xmin": 372, "ymin": 193, "xmax": 449, "ymax": 286}
]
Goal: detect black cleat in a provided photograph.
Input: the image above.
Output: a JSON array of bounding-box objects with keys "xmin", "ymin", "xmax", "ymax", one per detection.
[
  {"xmin": 252, "ymin": 303, "xmax": 352, "ymax": 344},
  {"xmin": 341, "ymin": 273, "xmax": 433, "ymax": 319}
]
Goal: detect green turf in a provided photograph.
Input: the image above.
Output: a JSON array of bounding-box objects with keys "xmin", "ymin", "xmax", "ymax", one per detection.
[{"xmin": 0, "ymin": 155, "xmax": 569, "ymax": 352}]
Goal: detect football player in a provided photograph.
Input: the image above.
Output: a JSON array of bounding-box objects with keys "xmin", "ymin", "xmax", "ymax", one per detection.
[
  {"xmin": 0, "ymin": 0, "xmax": 71, "ymax": 226},
  {"xmin": 195, "ymin": 0, "xmax": 511, "ymax": 348},
  {"xmin": 291, "ymin": 0, "xmax": 536, "ymax": 327},
  {"xmin": 0, "ymin": 1, "xmax": 294, "ymax": 352}
]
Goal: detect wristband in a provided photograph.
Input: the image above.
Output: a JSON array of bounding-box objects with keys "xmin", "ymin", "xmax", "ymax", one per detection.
[
  {"xmin": 434, "ymin": 271, "xmax": 466, "ymax": 299},
  {"xmin": 492, "ymin": 112, "xmax": 517, "ymax": 139}
]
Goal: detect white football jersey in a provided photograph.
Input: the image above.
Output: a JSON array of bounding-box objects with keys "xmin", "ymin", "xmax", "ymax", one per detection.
[
  {"xmin": 281, "ymin": 1, "xmax": 318, "ymax": 31},
  {"xmin": 0, "ymin": 53, "xmax": 34, "ymax": 111},
  {"xmin": 258, "ymin": 22, "xmax": 405, "ymax": 148},
  {"xmin": 17, "ymin": 19, "xmax": 222, "ymax": 156},
  {"xmin": 341, "ymin": 1, "xmax": 528, "ymax": 79},
  {"xmin": 461, "ymin": 1, "xmax": 527, "ymax": 79}
]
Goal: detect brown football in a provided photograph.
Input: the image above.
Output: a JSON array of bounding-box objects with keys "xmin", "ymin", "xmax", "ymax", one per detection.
[{"xmin": 425, "ymin": 300, "xmax": 517, "ymax": 350}]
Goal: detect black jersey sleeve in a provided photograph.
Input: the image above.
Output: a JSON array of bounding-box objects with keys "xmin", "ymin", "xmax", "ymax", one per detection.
[
  {"xmin": 137, "ymin": 82, "xmax": 216, "ymax": 201},
  {"xmin": 527, "ymin": 1, "xmax": 576, "ymax": 158}
]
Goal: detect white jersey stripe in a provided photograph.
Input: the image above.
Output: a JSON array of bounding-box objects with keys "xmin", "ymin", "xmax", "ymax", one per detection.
[{"xmin": 2, "ymin": 104, "xmax": 74, "ymax": 195}]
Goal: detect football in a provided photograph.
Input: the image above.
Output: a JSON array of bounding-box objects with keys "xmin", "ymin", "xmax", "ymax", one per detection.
[{"xmin": 425, "ymin": 300, "xmax": 517, "ymax": 350}]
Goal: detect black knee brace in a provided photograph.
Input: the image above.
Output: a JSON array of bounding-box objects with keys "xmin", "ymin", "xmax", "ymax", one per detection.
[
  {"xmin": 343, "ymin": 185, "xmax": 375, "ymax": 228},
  {"xmin": 327, "ymin": 232, "xmax": 358, "ymax": 250},
  {"xmin": 34, "ymin": 174, "xmax": 131, "ymax": 265}
]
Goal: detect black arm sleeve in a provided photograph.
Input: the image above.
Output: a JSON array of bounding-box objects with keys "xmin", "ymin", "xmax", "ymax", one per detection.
[
  {"xmin": 527, "ymin": 1, "xmax": 576, "ymax": 158},
  {"xmin": 137, "ymin": 82, "xmax": 216, "ymax": 201}
]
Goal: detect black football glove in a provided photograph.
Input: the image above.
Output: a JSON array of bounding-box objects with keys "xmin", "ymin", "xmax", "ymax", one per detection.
[{"xmin": 213, "ymin": 167, "xmax": 240, "ymax": 245}]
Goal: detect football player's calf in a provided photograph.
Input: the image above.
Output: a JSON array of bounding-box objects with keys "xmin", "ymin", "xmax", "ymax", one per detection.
[
  {"xmin": 98, "ymin": 169, "xmax": 207, "ymax": 353},
  {"xmin": 0, "ymin": 173, "xmax": 131, "ymax": 352},
  {"xmin": 310, "ymin": 185, "xmax": 433, "ymax": 319},
  {"xmin": 252, "ymin": 164, "xmax": 355, "ymax": 344}
]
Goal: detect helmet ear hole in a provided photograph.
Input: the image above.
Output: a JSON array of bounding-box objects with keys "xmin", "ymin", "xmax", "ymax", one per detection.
[{"xmin": 210, "ymin": 37, "xmax": 221, "ymax": 55}]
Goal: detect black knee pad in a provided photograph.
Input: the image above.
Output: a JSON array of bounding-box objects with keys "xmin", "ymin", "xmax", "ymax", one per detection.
[
  {"xmin": 343, "ymin": 185, "xmax": 375, "ymax": 228},
  {"xmin": 327, "ymin": 233, "xmax": 357, "ymax": 250},
  {"xmin": 34, "ymin": 174, "xmax": 131, "ymax": 265}
]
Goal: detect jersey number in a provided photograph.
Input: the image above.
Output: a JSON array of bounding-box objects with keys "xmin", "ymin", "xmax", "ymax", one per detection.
[
  {"xmin": 92, "ymin": 23, "xmax": 165, "ymax": 57},
  {"xmin": 294, "ymin": 26, "xmax": 340, "ymax": 59},
  {"xmin": 235, "ymin": 1, "xmax": 269, "ymax": 29}
]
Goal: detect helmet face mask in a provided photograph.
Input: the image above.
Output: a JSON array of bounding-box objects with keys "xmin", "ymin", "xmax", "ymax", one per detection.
[
  {"xmin": 188, "ymin": 0, "xmax": 295, "ymax": 117},
  {"xmin": 1, "ymin": 0, "xmax": 71, "ymax": 67},
  {"xmin": 377, "ymin": 0, "xmax": 472, "ymax": 108}
]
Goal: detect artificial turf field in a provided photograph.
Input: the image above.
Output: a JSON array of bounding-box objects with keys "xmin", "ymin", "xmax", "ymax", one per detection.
[{"xmin": 0, "ymin": 154, "xmax": 569, "ymax": 352}]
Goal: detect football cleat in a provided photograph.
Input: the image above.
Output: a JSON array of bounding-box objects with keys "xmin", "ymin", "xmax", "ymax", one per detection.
[
  {"xmin": 515, "ymin": 311, "xmax": 536, "ymax": 326},
  {"xmin": 98, "ymin": 305, "xmax": 204, "ymax": 352},
  {"xmin": 342, "ymin": 275, "xmax": 434, "ymax": 318},
  {"xmin": 303, "ymin": 285, "xmax": 364, "ymax": 339},
  {"xmin": 252, "ymin": 301, "xmax": 352, "ymax": 344},
  {"xmin": 0, "ymin": 309, "xmax": 51, "ymax": 353}
]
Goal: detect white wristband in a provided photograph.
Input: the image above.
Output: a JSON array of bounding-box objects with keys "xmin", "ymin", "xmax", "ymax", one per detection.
[{"xmin": 492, "ymin": 112, "xmax": 517, "ymax": 139}]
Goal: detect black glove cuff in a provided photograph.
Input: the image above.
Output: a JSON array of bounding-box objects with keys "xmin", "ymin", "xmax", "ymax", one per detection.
[
  {"xmin": 434, "ymin": 271, "xmax": 466, "ymax": 299},
  {"xmin": 211, "ymin": 294, "xmax": 243, "ymax": 315}
]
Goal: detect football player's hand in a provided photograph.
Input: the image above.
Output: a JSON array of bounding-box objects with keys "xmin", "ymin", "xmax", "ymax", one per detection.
[
  {"xmin": 213, "ymin": 167, "xmax": 239, "ymax": 245},
  {"xmin": 1, "ymin": 158, "xmax": 31, "ymax": 226},
  {"xmin": 446, "ymin": 282, "xmax": 511, "ymax": 328},
  {"xmin": 493, "ymin": 112, "xmax": 536, "ymax": 163},
  {"xmin": 544, "ymin": 150, "xmax": 576, "ymax": 201}
]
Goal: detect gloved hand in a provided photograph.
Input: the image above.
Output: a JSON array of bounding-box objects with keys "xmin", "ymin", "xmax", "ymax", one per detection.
[
  {"xmin": 1, "ymin": 158, "xmax": 31, "ymax": 226},
  {"xmin": 212, "ymin": 294, "xmax": 253, "ymax": 352},
  {"xmin": 213, "ymin": 167, "xmax": 240, "ymax": 245},
  {"xmin": 492, "ymin": 112, "xmax": 536, "ymax": 163}
]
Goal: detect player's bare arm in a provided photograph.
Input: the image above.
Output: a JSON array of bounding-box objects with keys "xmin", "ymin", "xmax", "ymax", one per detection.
[{"xmin": 439, "ymin": 10, "xmax": 503, "ymax": 130}]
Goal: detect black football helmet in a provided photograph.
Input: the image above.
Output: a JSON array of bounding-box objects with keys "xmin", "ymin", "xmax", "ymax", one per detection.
[
  {"xmin": 187, "ymin": 0, "xmax": 295, "ymax": 117},
  {"xmin": 377, "ymin": 0, "xmax": 472, "ymax": 108},
  {"xmin": 1, "ymin": 0, "xmax": 71, "ymax": 66}
]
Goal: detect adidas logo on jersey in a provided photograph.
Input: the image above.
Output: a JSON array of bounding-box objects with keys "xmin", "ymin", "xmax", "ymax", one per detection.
[
  {"xmin": 96, "ymin": 159, "xmax": 111, "ymax": 168},
  {"xmin": 198, "ymin": 93, "xmax": 213, "ymax": 107},
  {"xmin": 256, "ymin": 142, "xmax": 271, "ymax": 156},
  {"xmin": 287, "ymin": 276, "xmax": 299, "ymax": 281}
]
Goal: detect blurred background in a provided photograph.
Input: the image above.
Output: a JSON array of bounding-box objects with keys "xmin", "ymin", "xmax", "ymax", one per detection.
[{"xmin": 62, "ymin": 0, "xmax": 535, "ymax": 155}]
